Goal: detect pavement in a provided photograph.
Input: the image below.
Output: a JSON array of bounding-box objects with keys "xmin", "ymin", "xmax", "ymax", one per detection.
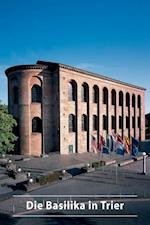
[{"xmin": 7, "ymin": 151, "xmax": 145, "ymax": 173}]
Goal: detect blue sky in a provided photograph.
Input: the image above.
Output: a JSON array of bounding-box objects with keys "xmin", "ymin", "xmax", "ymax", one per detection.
[{"xmin": 0, "ymin": 0, "xmax": 150, "ymax": 113}]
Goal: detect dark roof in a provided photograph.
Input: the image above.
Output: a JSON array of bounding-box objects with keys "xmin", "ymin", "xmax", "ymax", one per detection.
[{"xmin": 5, "ymin": 60, "xmax": 146, "ymax": 91}]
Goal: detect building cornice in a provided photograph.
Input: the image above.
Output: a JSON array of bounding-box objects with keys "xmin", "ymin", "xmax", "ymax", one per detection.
[
  {"xmin": 5, "ymin": 64, "xmax": 48, "ymax": 76},
  {"xmin": 37, "ymin": 60, "xmax": 146, "ymax": 91}
]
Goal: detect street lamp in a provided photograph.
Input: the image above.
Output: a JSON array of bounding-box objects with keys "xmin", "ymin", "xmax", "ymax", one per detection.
[{"xmin": 142, "ymin": 152, "xmax": 146, "ymax": 175}]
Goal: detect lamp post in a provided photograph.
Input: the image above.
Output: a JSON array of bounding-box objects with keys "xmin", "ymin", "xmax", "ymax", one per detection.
[{"xmin": 142, "ymin": 152, "xmax": 146, "ymax": 175}]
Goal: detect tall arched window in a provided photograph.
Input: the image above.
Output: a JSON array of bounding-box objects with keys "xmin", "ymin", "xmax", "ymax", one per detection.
[
  {"xmin": 68, "ymin": 80, "xmax": 77, "ymax": 101},
  {"xmin": 132, "ymin": 94, "xmax": 135, "ymax": 107},
  {"xmin": 126, "ymin": 92, "xmax": 130, "ymax": 107},
  {"xmin": 81, "ymin": 83, "xmax": 89, "ymax": 102},
  {"xmin": 32, "ymin": 117, "xmax": 42, "ymax": 133},
  {"xmin": 111, "ymin": 89, "xmax": 116, "ymax": 105},
  {"xmin": 119, "ymin": 91, "xmax": 123, "ymax": 106},
  {"xmin": 103, "ymin": 115, "xmax": 107, "ymax": 130},
  {"xmin": 137, "ymin": 95, "xmax": 141, "ymax": 108},
  {"xmin": 13, "ymin": 86, "xmax": 19, "ymax": 104},
  {"xmin": 68, "ymin": 114, "xmax": 76, "ymax": 132},
  {"xmin": 81, "ymin": 114, "xmax": 87, "ymax": 131},
  {"xmin": 93, "ymin": 85, "xmax": 99, "ymax": 103},
  {"xmin": 103, "ymin": 87, "xmax": 108, "ymax": 104},
  {"xmin": 32, "ymin": 85, "xmax": 42, "ymax": 103},
  {"xmin": 93, "ymin": 115, "xmax": 98, "ymax": 130}
]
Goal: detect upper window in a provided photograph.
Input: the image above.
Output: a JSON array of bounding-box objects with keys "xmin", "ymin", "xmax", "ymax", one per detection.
[
  {"xmin": 103, "ymin": 115, "xmax": 107, "ymax": 130},
  {"xmin": 132, "ymin": 94, "xmax": 135, "ymax": 107},
  {"xmin": 111, "ymin": 89, "xmax": 116, "ymax": 105},
  {"xmin": 68, "ymin": 80, "xmax": 77, "ymax": 101},
  {"xmin": 126, "ymin": 92, "xmax": 130, "ymax": 107},
  {"xmin": 68, "ymin": 114, "xmax": 76, "ymax": 132},
  {"xmin": 32, "ymin": 117, "xmax": 42, "ymax": 133},
  {"xmin": 13, "ymin": 86, "xmax": 19, "ymax": 104},
  {"xmin": 137, "ymin": 95, "xmax": 141, "ymax": 108},
  {"xmin": 81, "ymin": 114, "xmax": 88, "ymax": 131},
  {"xmin": 119, "ymin": 91, "xmax": 123, "ymax": 106},
  {"xmin": 93, "ymin": 85, "xmax": 99, "ymax": 103},
  {"xmin": 103, "ymin": 87, "xmax": 108, "ymax": 104},
  {"xmin": 93, "ymin": 115, "xmax": 98, "ymax": 130},
  {"xmin": 81, "ymin": 83, "xmax": 89, "ymax": 102},
  {"xmin": 32, "ymin": 85, "xmax": 42, "ymax": 103},
  {"xmin": 111, "ymin": 115, "xmax": 116, "ymax": 129},
  {"xmin": 119, "ymin": 116, "xmax": 123, "ymax": 129}
]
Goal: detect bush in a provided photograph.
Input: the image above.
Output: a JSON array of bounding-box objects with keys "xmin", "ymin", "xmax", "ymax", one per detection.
[
  {"xmin": 36, "ymin": 171, "xmax": 60, "ymax": 185},
  {"xmin": 92, "ymin": 160, "xmax": 105, "ymax": 168}
]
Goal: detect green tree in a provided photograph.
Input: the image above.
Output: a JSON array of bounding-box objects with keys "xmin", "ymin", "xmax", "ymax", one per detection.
[{"xmin": 0, "ymin": 102, "xmax": 17, "ymax": 153}]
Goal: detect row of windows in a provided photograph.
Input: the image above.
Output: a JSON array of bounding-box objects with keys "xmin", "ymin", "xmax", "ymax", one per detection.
[
  {"xmin": 68, "ymin": 114, "xmax": 141, "ymax": 132},
  {"xmin": 12, "ymin": 83, "xmax": 141, "ymax": 109},
  {"xmin": 68, "ymin": 81, "xmax": 141, "ymax": 108}
]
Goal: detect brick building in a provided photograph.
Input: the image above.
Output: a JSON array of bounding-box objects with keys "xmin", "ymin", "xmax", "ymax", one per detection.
[{"xmin": 5, "ymin": 61, "xmax": 145, "ymax": 156}]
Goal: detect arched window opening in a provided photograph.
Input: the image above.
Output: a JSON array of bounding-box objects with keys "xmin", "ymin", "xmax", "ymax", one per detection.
[
  {"xmin": 32, "ymin": 85, "xmax": 42, "ymax": 103},
  {"xmin": 81, "ymin": 114, "xmax": 88, "ymax": 131},
  {"xmin": 119, "ymin": 91, "xmax": 123, "ymax": 106},
  {"xmin": 119, "ymin": 116, "xmax": 123, "ymax": 129},
  {"xmin": 111, "ymin": 115, "xmax": 116, "ymax": 129},
  {"xmin": 103, "ymin": 87, "xmax": 108, "ymax": 104},
  {"xmin": 68, "ymin": 80, "xmax": 77, "ymax": 101},
  {"xmin": 111, "ymin": 89, "xmax": 116, "ymax": 105},
  {"xmin": 138, "ymin": 116, "xmax": 141, "ymax": 128},
  {"xmin": 32, "ymin": 117, "xmax": 42, "ymax": 133},
  {"xmin": 93, "ymin": 85, "xmax": 99, "ymax": 103},
  {"xmin": 126, "ymin": 93, "xmax": 130, "ymax": 107},
  {"xmin": 81, "ymin": 83, "xmax": 89, "ymax": 102},
  {"xmin": 132, "ymin": 94, "xmax": 135, "ymax": 108},
  {"xmin": 137, "ymin": 95, "xmax": 141, "ymax": 108},
  {"xmin": 103, "ymin": 115, "xmax": 107, "ymax": 130},
  {"xmin": 126, "ymin": 116, "xmax": 130, "ymax": 129},
  {"xmin": 68, "ymin": 114, "xmax": 76, "ymax": 132},
  {"xmin": 132, "ymin": 116, "xmax": 135, "ymax": 128},
  {"xmin": 93, "ymin": 115, "xmax": 98, "ymax": 130},
  {"xmin": 13, "ymin": 86, "xmax": 19, "ymax": 104}
]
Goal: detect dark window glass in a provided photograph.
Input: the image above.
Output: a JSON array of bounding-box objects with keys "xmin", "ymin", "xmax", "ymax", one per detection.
[
  {"xmin": 93, "ymin": 115, "xmax": 98, "ymax": 130},
  {"xmin": 137, "ymin": 95, "xmax": 141, "ymax": 108},
  {"xmin": 32, "ymin": 117, "xmax": 42, "ymax": 133},
  {"xmin": 32, "ymin": 85, "xmax": 42, "ymax": 103},
  {"xmin": 119, "ymin": 91, "xmax": 123, "ymax": 106},
  {"xmin": 132, "ymin": 94, "xmax": 135, "ymax": 107},
  {"xmin": 119, "ymin": 116, "xmax": 123, "ymax": 129},
  {"xmin": 69, "ymin": 114, "xmax": 76, "ymax": 132},
  {"xmin": 111, "ymin": 89, "xmax": 116, "ymax": 105},
  {"xmin": 68, "ymin": 81, "xmax": 77, "ymax": 101},
  {"xmin": 93, "ymin": 86, "xmax": 99, "ymax": 103},
  {"xmin": 103, "ymin": 115, "xmax": 107, "ymax": 130},
  {"xmin": 13, "ymin": 86, "xmax": 19, "ymax": 104},
  {"xmin": 103, "ymin": 87, "xmax": 108, "ymax": 104},
  {"xmin": 126, "ymin": 116, "xmax": 129, "ymax": 129},
  {"xmin": 138, "ymin": 116, "xmax": 141, "ymax": 128},
  {"xmin": 132, "ymin": 116, "xmax": 135, "ymax": 128},
  {"xmin": 111, "ymin": 115, "xmax": 116, "ymax": 129},
  {"xmin": 81, "ymin": 114, "xmax": 88, "ymax": 131},
  {"xmin": 81, "ymin": 83, "xmax": 89, "ymax": 102},
  {"xmin": 126, "ymin": 93, "xmax": 130, "ymax": 107}
]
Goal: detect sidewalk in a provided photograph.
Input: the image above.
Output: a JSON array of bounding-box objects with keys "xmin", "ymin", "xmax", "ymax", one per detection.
[{"xmin": 8, "ymin": 151, "xmax": 144, "ymax": 174}]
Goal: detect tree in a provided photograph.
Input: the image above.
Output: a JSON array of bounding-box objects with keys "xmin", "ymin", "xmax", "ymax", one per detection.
[{"xmin": 0, "ymin": 102, "xmax": 17, "ymax": 154}]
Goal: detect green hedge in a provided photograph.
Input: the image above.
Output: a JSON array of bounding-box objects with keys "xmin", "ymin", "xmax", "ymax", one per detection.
[
  {"xmin": 36, "ymin": 171, "xmax": 61, "ymax": 185},
  {"xmin": 92, "ymin": 160, "xmax": 105, "ymax": 168}
]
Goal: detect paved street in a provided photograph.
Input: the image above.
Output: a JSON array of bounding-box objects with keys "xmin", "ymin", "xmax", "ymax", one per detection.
[{"xmin": 0, "ymin": 157, "xmax": 149, "ymax": 225}]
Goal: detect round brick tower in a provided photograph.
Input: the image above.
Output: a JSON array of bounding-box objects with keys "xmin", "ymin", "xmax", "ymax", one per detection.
[{"xmin": 5, "ymin": 64, "xmax": 48, "ymax": 156}]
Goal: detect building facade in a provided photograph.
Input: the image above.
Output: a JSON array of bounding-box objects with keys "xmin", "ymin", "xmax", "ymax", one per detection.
[{"xmin": 5, "ymin": 61, "xmax": 145, "ymax": 156}]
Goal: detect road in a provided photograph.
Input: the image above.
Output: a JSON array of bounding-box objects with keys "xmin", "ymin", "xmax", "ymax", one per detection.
[{"xmin": 0, "ymin": 157, "xmax": 150, "ymax": 225}]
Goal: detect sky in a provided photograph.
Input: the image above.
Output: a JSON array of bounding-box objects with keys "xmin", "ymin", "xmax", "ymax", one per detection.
[{"xmin": 0, "ymin": 0, "xmax": 150, "ymax": 113}]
